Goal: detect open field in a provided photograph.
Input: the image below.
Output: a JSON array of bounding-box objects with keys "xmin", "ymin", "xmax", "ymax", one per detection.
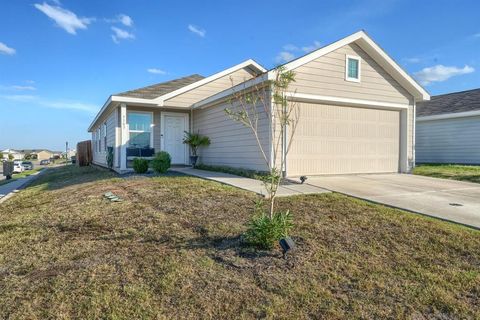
[{"xmin": 0, "ymin": 166, "xmax": 478, "ymax": 319}]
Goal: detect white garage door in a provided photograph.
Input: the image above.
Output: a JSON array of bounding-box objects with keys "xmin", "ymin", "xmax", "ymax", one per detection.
[{"xmin": 287, "ymin": 102, "xmax": 400, "ymax": 176}]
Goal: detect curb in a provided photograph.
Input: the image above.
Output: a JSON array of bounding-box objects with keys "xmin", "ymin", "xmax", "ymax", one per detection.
[{"xmin": 0, "ymin": 168, "xmax": 49, "ymax": 204}]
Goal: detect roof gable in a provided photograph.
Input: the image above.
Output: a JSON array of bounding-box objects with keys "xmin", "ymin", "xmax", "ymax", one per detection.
[{"xmin": 274, "ymin": 30, "xmax": 430, "ymax": 101}]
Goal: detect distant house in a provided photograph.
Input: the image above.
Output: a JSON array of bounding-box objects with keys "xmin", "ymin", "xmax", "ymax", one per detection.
[
  {"xmin": 19, "ymin": 149, "xmax": 54, "ymax": 160},
  {"xmin": 1, "ymin": 149, "xmax": 25, "ymax": 160},
  {"xmin": 416, "ymin": 88, "xmax": 480, "ymax": 164},
  {"xmin": 88, "ymin": 31, "xmax": 429, "ymax": 175}
]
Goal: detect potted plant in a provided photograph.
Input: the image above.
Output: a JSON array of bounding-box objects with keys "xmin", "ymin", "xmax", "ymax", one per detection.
[{"xmin": 183, "ymin": 131, "xmax": 210, "ymax": 167}]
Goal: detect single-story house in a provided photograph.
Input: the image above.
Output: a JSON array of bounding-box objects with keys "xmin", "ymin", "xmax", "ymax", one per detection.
[
  {"xmin": 1, "ymin": 149, "xmax": 25, "ymax": 160},
  {"xmin": 416, "ymin": 88, "xmax": 480, "ymax": 164},
  {"xmin": 88, "ymin": 30, "xmax": 429, "ymax": 176},
  {"xmin": 20, "ymin": 149, "xmax": 54, "ymax": 160}
]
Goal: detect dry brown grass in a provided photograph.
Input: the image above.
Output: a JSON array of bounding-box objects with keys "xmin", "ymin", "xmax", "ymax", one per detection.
[{"xmin": 0, "ymin": 166, "xmax": 479, "ymax": 319}]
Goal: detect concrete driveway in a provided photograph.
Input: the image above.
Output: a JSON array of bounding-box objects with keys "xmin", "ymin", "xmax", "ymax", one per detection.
[{"xmin": 306, "ymin": 174, "xmax": 480, "ymax": 229}]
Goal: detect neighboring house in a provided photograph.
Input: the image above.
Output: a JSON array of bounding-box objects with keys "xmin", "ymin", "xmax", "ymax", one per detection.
[
  {"xmin": 20, "ymin": 149, "xmax": 54, "ymax": 160},
  {"xmin": 416, "ymin": 89, "xmax": 480, "ymax": 164},
  {"xmin": 88, "ymin": 30, "xmax": 429, "ymax": 176},
  {"xmin": 1, "ymin": 149, "xmax": 25, "ymax": 160}
]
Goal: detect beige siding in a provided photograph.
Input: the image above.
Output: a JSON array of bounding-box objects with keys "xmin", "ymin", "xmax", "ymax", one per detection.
[
  {"xmin": 289, "ymin": 43, "xmax": 413, "ymax": 105},
  {"xmin": 287, "ymin": 102, "xmax": 401, "ymax": 176},
  {"xmin": 416, "ymin": 116, "xmax": 480, "ymax": 164},
  {"xmin": 106, "ymin": 111, "xmax": 116, "ymax": 150},
  {"xmin": 165, "ymin": 69, "xmax": 254, "ymax": 108},
  {"xmin": 193, "ymin": 96, "xmax": 270, "ymax": 171}
]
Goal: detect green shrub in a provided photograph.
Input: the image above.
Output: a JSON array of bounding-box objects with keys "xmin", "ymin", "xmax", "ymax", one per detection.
[
  {"xmin": 106, "ymin": 147, "xmax": 114, "ymax": 169},
  {"xmin": 151, "ymin": 151, "xmax": 171, "ymax": 174},
  {"xmin": 132, "ymin": 158, "xmax": 149, "ymax": 173},
  {"xmin": 245, "ymin": 201, "xmax": 294, "ymax": 250}
]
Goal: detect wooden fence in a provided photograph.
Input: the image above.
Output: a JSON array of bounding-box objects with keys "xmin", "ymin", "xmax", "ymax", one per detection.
[{"xmin": 76, "ymin": 140, "xmax": 92, "ymax": 167}]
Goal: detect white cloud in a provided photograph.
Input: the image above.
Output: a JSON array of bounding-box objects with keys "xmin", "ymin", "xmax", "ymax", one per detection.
[
  {"xmin": 188, "ymin": 24, "xmax": 206, "ymax": 37},
  {"xmin": 118, "ymin": 14, "xmax": 133, "ymax": 27},
  {"xmin": 0, "ymin": 85, "xmax": 36, "ymax": 91},
  {"xmin": 34, "ymin": 2, "xmax": 93, "ymax": 35},
  {"xmin": 147, "ymin": 68, "xmax": 166, "ymax": 75},
  {"xmin": 111, "ymin": 27, "xmax": 135, "ymax": 43},
  {"xmin": 414, "ymin": 65, "xmax": 475, "ymax": 85},
  {"xmin": 275, "ymin": 51, "xmax": 295, "ymax": 64},
  {"xmin": 283, "ymin": 44, "xmax": 299, "ymax": 51},
  {"xmin": 0, "ymin": 42, "xmax": 16, "ymax": 55},
  {"xmin": 0, "ymin": 94, "xmax": 97, "ymax": 113},
  {"xmin": 275, "ymin": 40, "xmax": 321, "ymax": 64},
  {"xmin": 106, "ymin": 14, "xmax": 133, "ymax": 27},
  {"xmin": 404, "ymin": 57, "xmax": 421, "ymax": 64},
  {"xmin": 301, "ymin": 40, "xmax": 322, "ymax": 53},
  {"xmin": 473, "ymin": 33, "xmax": 480, "ymax": 38}
]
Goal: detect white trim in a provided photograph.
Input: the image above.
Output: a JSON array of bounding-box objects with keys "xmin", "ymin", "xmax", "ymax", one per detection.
[
  {"xmin": 120, "ymin": 103, "xmax": 128, "ymax": 171},
  {"xmin": 154, "ymin": 59, "xmax": 267, "ymax": 104},
  {"xmin": 412, "ymin": 98, "xmax": 416, "ymax": 168},
  {"xmin": 160, "ymin": 112, "xmax": 190, "ymax": 165},
  {"xmin": 417, "ymin": 110, "xmax": 480, "ymax": 121},
  {"xmin": 88, "ymin": 96, "xmax": 159, "ymax": 132},
  {"xmin": 345, "ymin": 54, "xmax": 361, "ymax": 83},
  {"xmin": 285, "ymin": 92, "xmax": 409, "ymax": 110},
  {"xmin": 271, "ymin": 30, "xmax": 430, "ymax": 101},
  {"xmin": 127, "ymin": 110, "xmax": 154, "ymax": 148}
]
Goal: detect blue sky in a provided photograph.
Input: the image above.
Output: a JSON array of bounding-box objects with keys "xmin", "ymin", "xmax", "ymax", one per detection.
[{"xmin": 1, "ymin": 0, "xmax": 479, "ymax": 151}]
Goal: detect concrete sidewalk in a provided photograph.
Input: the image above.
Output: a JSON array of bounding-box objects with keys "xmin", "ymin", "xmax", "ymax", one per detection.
[
  {"xmin": 0, "ymin": 170, "xmax": 45, "ymax": 203},
  {"xmin": 171, "ymin": 167, "xmax": 330, "ymax": 197}
]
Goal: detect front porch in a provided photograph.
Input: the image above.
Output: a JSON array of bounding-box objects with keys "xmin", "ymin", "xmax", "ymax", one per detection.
[{"xmin": 114, "ymin": 103, "xmax": 192, "ymax": 173}]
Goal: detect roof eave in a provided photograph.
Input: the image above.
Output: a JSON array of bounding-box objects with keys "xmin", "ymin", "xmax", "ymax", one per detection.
[{"xmin": 87, "ymin": 95, "xmax": 161, "ymax": 132}]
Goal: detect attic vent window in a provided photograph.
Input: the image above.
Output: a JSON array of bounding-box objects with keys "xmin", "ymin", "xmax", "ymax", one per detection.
[{"xmin": 346, "ymin": 55, "xmax": 361, "ymax": 82}]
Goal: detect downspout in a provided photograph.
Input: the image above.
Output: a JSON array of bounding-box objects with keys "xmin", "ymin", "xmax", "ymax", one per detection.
[
  {"xmin": 282, "ymin": 98, "xmax": 287, "ymax": 178},
  {"xmin": 412, "ymin": 97, "xmax": 416, "ymax": 170}
]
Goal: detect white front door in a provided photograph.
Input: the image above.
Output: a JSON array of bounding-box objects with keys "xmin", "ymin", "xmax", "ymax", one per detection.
[{"xmin": 162, "ymin": 113, "xmax": 188, "ymax": 164}]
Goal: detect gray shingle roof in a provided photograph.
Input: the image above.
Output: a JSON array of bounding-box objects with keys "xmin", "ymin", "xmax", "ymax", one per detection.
[
  {"xmin": 417, "ymin": 88, "xmax": 480, "ymax": 117},
  {"xmin": 116, "ymin": 74, "xmax": 205, "ymax": 99}
]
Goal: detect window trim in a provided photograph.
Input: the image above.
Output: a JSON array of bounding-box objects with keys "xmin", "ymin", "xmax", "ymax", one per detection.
[
  {"xmin": 127, "ymin": 111, "xmax": 154, "ymax": 148},
  {"xmin": 345, "ymin": 54, "xmax": 361, "ymax": 82}
]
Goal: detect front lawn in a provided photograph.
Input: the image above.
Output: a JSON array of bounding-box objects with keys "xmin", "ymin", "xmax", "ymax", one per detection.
[
  {"xmin": 413, "ymin": 163, "xmax": 480, "ymax": 183},
  {"xmin": 0, "ymin": 166, "xmax": 478, "ymax": 319}
]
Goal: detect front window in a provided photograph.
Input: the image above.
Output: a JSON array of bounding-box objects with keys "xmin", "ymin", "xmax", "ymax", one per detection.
[
  {"xmin": 128, "ymin": 112, "xmax": 152, "ymax": 148},
  {"xmin": 346, "ymin": 55, "xmax": 361, "ymax": 82}
]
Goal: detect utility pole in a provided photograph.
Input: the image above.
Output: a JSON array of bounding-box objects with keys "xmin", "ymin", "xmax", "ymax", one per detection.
[{"xmin": 65, "ymin": 141, "xmax": 68, "ymax": 166}]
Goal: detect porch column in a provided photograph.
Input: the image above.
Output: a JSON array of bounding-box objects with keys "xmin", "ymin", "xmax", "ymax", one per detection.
[
  {"xmin": 120, "ymin": 103, "xmax": 128, "ymax": 171},
  {"xmin": 114, "ymin": 107, "xmax": 120, "ymax": 168}
]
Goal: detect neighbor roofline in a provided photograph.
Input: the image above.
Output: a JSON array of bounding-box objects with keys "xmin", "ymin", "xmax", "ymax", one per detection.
[
  {"xmin": 268, "ymin": 30, "xmax": 430, "ymax": 101},
  {"xmin": 154, "ymin": 59, "xmax": 267, "ymax": 104},
  {"xmin": 417, "ymin": 110, "xmax": 480, "ymax": 121}
]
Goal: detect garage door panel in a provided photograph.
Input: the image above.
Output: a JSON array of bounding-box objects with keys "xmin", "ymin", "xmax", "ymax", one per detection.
[{"xmin": 287, "ymin": 103, "xmax": 400, "ymax": 176}]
